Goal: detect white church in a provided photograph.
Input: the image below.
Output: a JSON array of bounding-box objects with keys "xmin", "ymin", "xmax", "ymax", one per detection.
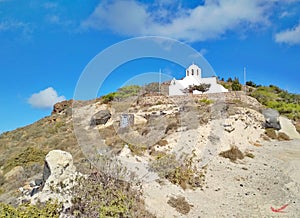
[{"xmin": 169, "ymin": 64, "xmax": 228, "ymax": 96}]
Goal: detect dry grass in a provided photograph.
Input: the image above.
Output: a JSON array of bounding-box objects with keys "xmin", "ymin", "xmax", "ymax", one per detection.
[
  {"xmin": 167, "ymin": 196, "xmax": 192, "ymax": 215},
  {"xmin": 150, "ymin": 153, "xmax": 205, "ymax": 190},
  {"xmin": 265, "ymin": 128, "xmax": 277, "ymax": 139},
  {"xmin": 157, "ymin": 139, "xmax": 168, "ymax": 146},
  {"xmin": 277, "ymin": 132, "xmax": 290, "ymax": 141},
  {"xmin": 219, "ymin": 146, "xmax": 244, "ymax": 162}
]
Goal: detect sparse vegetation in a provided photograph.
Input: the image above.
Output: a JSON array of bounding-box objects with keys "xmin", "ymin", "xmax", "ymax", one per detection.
[
  {"xmin": 101, "ymin": 85, "xmax": 142, "ymax": 103},
  {"xmin": 0, "ymin": 200, "xmax": 62, "ymax": 218},
  {"xmin": 127, "ymin": 143, "xmax": 147, "ymax": 156},
  {"xmin": 198, "ymin": 98, "xmax": 214, "ymax": 105},
  {"xmin": 244, "ymin": 151, "xmax": 255, "ymax": 159},
  {"xmin": 68, "ymin": 171, "xmax": 154, "ymax": 218},
  {"xmin": 101, "ymin": 92, "xmax": 116, "ymax": 104},
  {"xmin": 114, "ymin": 85, "xmax": 142, "ymax": 100},
  {"xmin": 3, "ymin": 147, "xmax": 47, "ymax": 173},
  {"xmin": 277, "ymin": 132, "xmax": 290, "ymax": 141},
  {"xmin": 265, "ymin": 128, "xmax": 277, "ymax": 139},
  {"xmin": 246, "ymin": 81, "xmax": 258, "ymax": 88},
  {"xmin": 231, "ymin": 78, "xmax": 242, "ymax": 91},
  {"xmin": 219, "ymin": 146, "xmax": 244, "ymax": 162},
  {"xmin": 157, "ymin": 139, "xmax": 168, "ymax": 146},
  {"xmin": 167, "ymin": 196, "xmax": 192, "ymax": 215},
  {"xmin": 250, "ymin": 85, "xmax": 300, "ymax": 120},
  {"xmin": 185, "ymin": 83, "xmax": 211, "ymax": 94},
  {"xmin": 150, "ymin": 153, "xmax": 205, "ymax": 190},
  {"xmin": 0, "ymin": 174, "xmax": 5, "ymax": 186}
]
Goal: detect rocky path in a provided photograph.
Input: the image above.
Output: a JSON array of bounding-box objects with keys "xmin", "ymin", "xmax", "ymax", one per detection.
[{"xmin": 143, "ymin": 139, "xmax": 300, "ymax": 217}]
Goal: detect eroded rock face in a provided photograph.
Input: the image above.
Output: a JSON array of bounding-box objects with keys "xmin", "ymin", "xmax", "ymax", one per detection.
[
  {"xmin": 262, "ymin": 108, "xmax": 281, "ymax": 130},
  {"xmin": 90, "ymin": 110, "xmax": 111, "ymax": 126},
  {"xmin": 24, "ymin": 150, "xmax": 82, "ymax": 209},
  {"xmin": 52, "ymin": 100, "xmax": 73, "ymax": 115},
  {"xmin": 42, "ymin": 150, "xmax": 76, "ymax": 188}
]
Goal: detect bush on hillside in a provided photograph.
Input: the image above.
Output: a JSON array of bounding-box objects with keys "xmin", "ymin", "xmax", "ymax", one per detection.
[
  {"xmin": 0, "ymin": 200, "xmax": 62, "ymax": 218},
  {"xmin": 250, "ymin": 85, "xmax": 300, "ymax": 120},
  {"xmin": 68, "ymin": 171, "xmax": 154, "ymax": 218},
  {"xmin": 231, "ymin": 78, "xmax": 242, "ymax": 91},
  {"xmin": 150, "ymin": 153, "xmax": 205, "ymax": 190}
]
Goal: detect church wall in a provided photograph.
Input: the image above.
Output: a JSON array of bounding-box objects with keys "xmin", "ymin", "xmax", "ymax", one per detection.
[{"xmin": 169, "ymin": 80, "xmax": 186, "ymax": 96}]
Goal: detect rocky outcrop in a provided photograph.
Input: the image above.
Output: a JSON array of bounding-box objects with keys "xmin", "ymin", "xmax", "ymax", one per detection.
[
  {"xmin": 20, "ymin": 150, "xmax": 82, "ymax": 210},
  {"xmin": 279, "ymin": 116, "xmax": 300, "ymax": 139},
  {"xmin": 262, "ymin": 108, "xmax": 281, "ymax": 130},
  {"xmin": 90, "ymin": 110, "xmax": 111, "ymax": 126},
  {"xmin": 52, "ymin": 100, "xmax": 73, "ymax": 115}
]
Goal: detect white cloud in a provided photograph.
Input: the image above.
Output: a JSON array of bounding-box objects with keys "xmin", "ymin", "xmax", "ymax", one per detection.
[
  {"xmin": 0, "ymin": 20, "xmax": 27, "ymax": 31},
  {"xmin": 28, "ymin": 87, "xmax": 65, "ymax": 109},
  {"xmin": 275, "ymin": 23, "xmax": 300, "ymax": 45},
  {"xmin": 82, "ymin": 0, "xmax": 271, "ymax": 42}
]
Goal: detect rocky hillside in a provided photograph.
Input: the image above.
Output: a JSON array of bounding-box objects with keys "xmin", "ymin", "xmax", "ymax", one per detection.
[{"xmin": 0, "ymin": 91, "xmax": 300, "ymax": 217}]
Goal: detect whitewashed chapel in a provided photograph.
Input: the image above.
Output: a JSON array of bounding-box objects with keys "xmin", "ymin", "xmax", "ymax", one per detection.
[{"xmin": 169, "ymin": 64, "xmax": 228, "ymax": 96}]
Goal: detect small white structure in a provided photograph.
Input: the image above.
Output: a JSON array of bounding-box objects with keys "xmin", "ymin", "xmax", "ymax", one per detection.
[{"xmin": 169, "ymin": 64, "xmax": 228, "ymax": 96}]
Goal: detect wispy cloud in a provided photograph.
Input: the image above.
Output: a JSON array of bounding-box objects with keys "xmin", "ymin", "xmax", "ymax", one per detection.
[
  {"xmin": 28, "ymin": 87, "xmax": 65, "ymax": 109},
  {"xmin": 82, "ymin": 0, "xmax": 271, "ymax": 42},
  {"xmin": 43, "ymin": 2, "xmax": 58, "ymax": 9},
  {"xmin": 45, "ymin": 14, "xmax": 73, "ymax": 27},
  {"xmin": 0, "ymin": 20, "xmax": 27, "ymax": 31},
  {"xmin": 275, "ymin": 23, "xmax": 300, "ymax": 45},
  {"xmin": 0, "ymin": 19, "xmax": 33, "ymax": 40}
]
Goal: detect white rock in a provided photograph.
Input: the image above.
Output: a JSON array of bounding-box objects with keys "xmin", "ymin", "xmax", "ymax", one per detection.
[
  {"xmin": 134, "ymin": 114, "xmax": 147, "ymax": 126},
  {"xmin": 279, "ymin": 116, "xmax": 300, "ymax": 139}
]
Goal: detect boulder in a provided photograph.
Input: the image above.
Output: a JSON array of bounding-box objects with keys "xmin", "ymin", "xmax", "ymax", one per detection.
[
  {"xmin": 28, "ymin": 150, "xmax": 80, "ymax": 205},
  {"xmin": 278, "ymin": 116, "xmax": 300, "ymax": 139},
  {"xmin": 42, "ymin": 150, "xmax": 77, "ymax": 187},
  {"xmin": 91, "ymin": 110, "xmax": 111, "ymax": 126},
  {"xmin": 134, "ymin": 114, "xmax": 147, "ymax": 126},
  {"xmin": 52, "ymin": 100, "xmax": 73, "ymax": 115},
  {"xmin": 262, "ymin": 108, "xmax": 281, "ymax": 130}
]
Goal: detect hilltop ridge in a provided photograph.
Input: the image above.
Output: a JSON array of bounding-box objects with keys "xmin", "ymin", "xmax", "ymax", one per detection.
[{"xmin": 0, "ymin": 89, "xmax": 300, "ymax": 217}]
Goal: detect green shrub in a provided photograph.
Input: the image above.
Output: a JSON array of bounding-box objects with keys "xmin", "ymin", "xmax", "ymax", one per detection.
[
  {"xmin": 102, "ymin": 92, "xmax": 116, "ymax": 104},
  {"xmin": 4, "ymin": 147, "xmax": 47, "ymax": 173},
  {"xmin": 114, "ymin": 85, "xmax": 142, "ymax": 100},
  {"xmin": 246, "ymin": 81, "xmax": 257, "ymax": 87},
  {"xmin": 265, "ymin": 128, "xmax": 277, "ymax": 139},
  {"xmin": 198, "ymin": 98, "xmax": 214, "ymax": 105},
  {"xmin": 231, "ymin": 78, "xmax": 242, "ymax": 91},
  {"xmin": 150, "ymin": 153, "xmax": 205, "ymax": 190},
  {"xmin": 0, "ymin": 200, "xmax": 62, "ymax": 218},
  {"xmin": 250, "ymin": 85, "xmax": 300, "ymax": 120}
]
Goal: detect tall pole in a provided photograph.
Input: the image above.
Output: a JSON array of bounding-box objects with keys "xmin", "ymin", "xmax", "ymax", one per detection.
[
  {"xmin": 244, "ymin": 67, "xmax": 246, "ymax": 94},
  {"xmin": 159, "ymin": 69, "xmax": 161, "ymax": 95}
]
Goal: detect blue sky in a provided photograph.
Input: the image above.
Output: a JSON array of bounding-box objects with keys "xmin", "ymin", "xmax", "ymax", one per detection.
[{"xmin": 0, "ymin": 0, "xmax": 300, "ymax": 133}]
